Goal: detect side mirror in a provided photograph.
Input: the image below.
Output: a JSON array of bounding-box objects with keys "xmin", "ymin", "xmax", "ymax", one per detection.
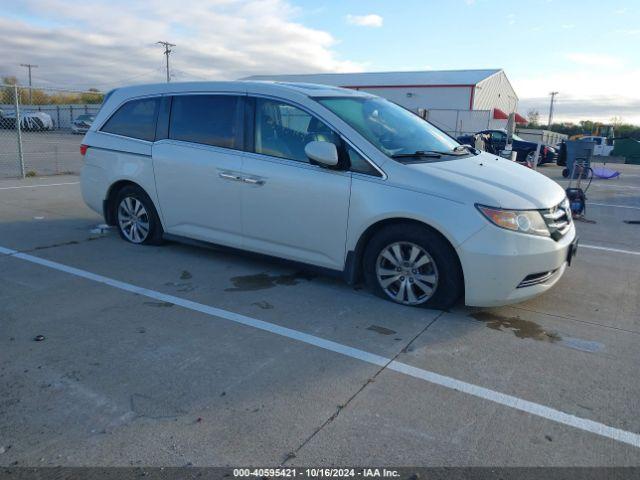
[{"xmin": 305, "ymin": 141, "xmax": 339, "ymax": 167}]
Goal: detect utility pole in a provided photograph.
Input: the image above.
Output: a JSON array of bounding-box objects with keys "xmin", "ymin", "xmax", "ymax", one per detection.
[
  {"xmin": 157, "ymin": 41, "xmax": 175, "ymax": 82},
  {"xmin": 20, "ymin": 63, "xmax": 38, "ymax": 104},
  {"xmin": 547, "ymin": 91, "xmax": 559, "ymax": 128}
]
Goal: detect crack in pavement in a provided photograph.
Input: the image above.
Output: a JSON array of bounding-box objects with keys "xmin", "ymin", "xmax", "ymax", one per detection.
[
  {"xmin": 1, "ymin": 235, "xmax": 108, "ymax": 256},
  {"xmin": 281, "ymin": 310, "xmax": 445, "ymax": 465}
]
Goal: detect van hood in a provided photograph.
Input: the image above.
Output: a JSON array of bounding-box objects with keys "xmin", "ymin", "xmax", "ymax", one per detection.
[{"xmin": 405, "ymin": 152, "xmax": 566, "ymax": 210}]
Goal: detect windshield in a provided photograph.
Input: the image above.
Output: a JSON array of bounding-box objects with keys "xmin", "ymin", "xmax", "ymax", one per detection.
[{"xmin": 317, "ymin": 96, "xmax": 460, "ymax": 160}]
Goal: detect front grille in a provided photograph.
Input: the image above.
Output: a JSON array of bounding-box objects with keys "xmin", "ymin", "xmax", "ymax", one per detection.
[
  {"xmin": 517, "ymin": 269, "xmax": 559, "ymax": 288},
  {"xmin": 542, "ymin": 199, "xmax": 572, "ymax": 240}
]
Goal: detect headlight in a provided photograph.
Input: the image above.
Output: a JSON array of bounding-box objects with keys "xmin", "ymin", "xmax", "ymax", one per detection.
[{"xmin": 476, "ymin": 205, "xmax": 550, "ymax": 237}]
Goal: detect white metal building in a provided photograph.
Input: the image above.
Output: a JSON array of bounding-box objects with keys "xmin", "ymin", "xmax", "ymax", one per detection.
[{"xmin": 244, "ymin": 69, "xmax": 522, "ymax": 136}]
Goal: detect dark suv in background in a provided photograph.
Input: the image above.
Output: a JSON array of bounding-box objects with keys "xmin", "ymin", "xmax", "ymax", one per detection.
[{"xmin": 457, "ymin": 129, "xmax": 558, "ymax": 164}]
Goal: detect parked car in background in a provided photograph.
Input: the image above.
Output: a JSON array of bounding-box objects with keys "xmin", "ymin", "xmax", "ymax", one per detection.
[
  {"xmin": 71, "ymin": 114, "xmax": 95, "ymax": 134},
  {"xmin": 80, "ymin": 82, "xmax": 577, "ymax": 309},
  {"xmin": 457, "ymin": 129, "xmax": 558, "ymax": 164},
  {"xmin": 0, "ymin": 109, "xmax": 54, "ymax": 131}
]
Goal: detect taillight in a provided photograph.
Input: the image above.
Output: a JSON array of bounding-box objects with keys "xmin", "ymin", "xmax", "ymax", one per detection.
[{"xmin": 80, "ymin": 144, "xmax": 88, "ymax": 156}]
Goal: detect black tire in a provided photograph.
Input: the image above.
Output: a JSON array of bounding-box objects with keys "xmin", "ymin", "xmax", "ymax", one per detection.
[
  {"xmin": 114, "ymin": 185, "xmax": 164, "ymax": 245},
  {"xmin": 363, "ymin": 224, "xmax": 463, "ymax": 309}
]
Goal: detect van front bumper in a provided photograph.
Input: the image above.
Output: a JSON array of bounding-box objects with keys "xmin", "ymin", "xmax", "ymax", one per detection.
[{"xmin": 457, "ymin": 223, "xmax": 577, "ymax": 307}]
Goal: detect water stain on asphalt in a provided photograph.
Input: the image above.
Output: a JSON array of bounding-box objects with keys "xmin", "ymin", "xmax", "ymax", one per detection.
[
  {"xmin": 180, "ymin": 270, "xmax": 192, "ymax": 280},
  {"xmin": 252, "ymin": 301, "xmax": 274, "ymax": 310},
  {"xmin": 470, "ymin": 311, "xmax": 560, "ymax": 342},
  {"xmin": 226, "ymin": 271, "xmax": 315, "ymax": 292},
  {"xmin": 144, "ymin": 301, "xmax": 174, "ymax": 308},
  {"xmin": 367, "ymin": 325, "xmax": 397, "ymax": 336}
]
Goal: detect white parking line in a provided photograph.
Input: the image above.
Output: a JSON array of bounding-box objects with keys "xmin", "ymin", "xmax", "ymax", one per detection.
[
  {"xmin": 1, "ymin": 244, "xmax": 639, "ymax": 449},
  {"xmin": 582, "ymin": 244, "xmax": 640, "ymax": 256},
  {"xmin": 0, "ymin": 182, "xmax": 80, "ymax": 191},
  {"xmin": 589, "ymin": 202, "xmax": 640, "ymax": 210}
]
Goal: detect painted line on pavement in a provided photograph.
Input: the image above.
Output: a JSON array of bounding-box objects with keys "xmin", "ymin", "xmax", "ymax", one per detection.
[
  {"xmin": 0, "ymin": 182, "xmax": 80, "ymax": 191},
  {"xmin": 582, "ymin": 244, "xmax": 640, "ymax": 256},
  {"xmin": 588, "ymin": 202, "xmax": 640, "ymax": 210},
  {"xmin": 1, "ymin": 244, "xmax": 639, "ymax": 448}
]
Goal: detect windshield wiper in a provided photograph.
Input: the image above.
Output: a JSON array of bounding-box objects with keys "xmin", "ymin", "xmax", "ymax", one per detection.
[
  {"xmin": 391, "ymin": 148, "xmax": 472, "ymax": 159},
  {"xmin": 391, "ymin": 150, "xmax": 442, "ymax": 159}
]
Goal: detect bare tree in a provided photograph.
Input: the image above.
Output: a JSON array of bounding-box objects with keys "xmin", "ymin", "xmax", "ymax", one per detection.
[{"xmin": 527, "ymin": 108, "xmax": 540, "ymax": 126}]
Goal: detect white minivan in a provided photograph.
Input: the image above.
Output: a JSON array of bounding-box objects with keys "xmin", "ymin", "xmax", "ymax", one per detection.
[{"xmin": 80, "ymin": 81, "xmax": 577, "ymax": 308}]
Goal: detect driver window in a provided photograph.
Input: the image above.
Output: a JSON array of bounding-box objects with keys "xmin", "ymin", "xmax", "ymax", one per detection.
[
  {"xmin": 254, "ymin": 98, "xmax": 339, "ymax": 163},
  {"xmin": 491, "ymin": 131, "xmax": 506, "ymax": 141}
]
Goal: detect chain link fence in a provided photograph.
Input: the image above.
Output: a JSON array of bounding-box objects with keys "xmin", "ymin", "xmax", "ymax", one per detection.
[{"xmin": 0, "ymin": 84, "xmax": 103, "ymax": 178}]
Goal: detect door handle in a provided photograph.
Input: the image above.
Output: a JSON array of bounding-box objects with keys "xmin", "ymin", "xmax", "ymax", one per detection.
[
  {"xmin": 219, "ymin": 172, "xmax": 242, "ymax": 181},
  {"xmin": 242, "ymin": 177, "xmax": 265, "ymax": 186}
]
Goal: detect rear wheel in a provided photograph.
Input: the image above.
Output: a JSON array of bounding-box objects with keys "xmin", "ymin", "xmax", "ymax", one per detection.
[
  {"xmin": 363, "ymin": 224, "xmax": 463, "ymax": 309},
  {"xmin": 114, "ymin": 185, "xmax": 163, "ymax": 245}
]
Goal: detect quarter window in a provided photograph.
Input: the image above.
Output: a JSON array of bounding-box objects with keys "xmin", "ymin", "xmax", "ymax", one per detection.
[
  {"xmin": 169, "ymin": 95, "xmax": 241, "ymax": 149},
  {"xmin": 347, "ymin": 146, "xmax": 378, "ymax": 175},
  {"xmin": 101, "ymin": 97, "xmax": 159, "ymax": 141},
  {"xmin": 254, "ymin": 98, "xmax": 339, "ymax": 163}
]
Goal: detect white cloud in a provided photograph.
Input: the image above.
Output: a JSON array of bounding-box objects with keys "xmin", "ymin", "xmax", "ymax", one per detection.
[
  {"xmin": 345, "ymin": 14, "xmax": 383, "ymax": 28},
  {"xmin": 565, "ymin": 52, "xmax": 624, "ymax": 68},
  {"xmin": 0, "ymin": 0, "xmax": 363, "ymax": 91},
  {"xmin": 513, "ymin": 68, "xmax": 640, "ymax": 124}
]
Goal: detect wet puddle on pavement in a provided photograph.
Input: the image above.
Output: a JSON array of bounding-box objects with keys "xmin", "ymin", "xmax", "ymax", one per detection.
[
  {"xmin": 469, "ymin": 311, "xmax": 604, "ymax": 353},
  {"xmin": 470, "ymin": 311, "xmax": 560, "ymax": 342},
  {"xmin": 226, "ymin": 271, "xmax": 315, "ymax": 292}
]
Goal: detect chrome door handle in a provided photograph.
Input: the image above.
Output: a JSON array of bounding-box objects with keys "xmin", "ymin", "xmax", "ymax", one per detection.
[
  {"xmin": 219, "ymin": 172, "xmax": 242, "ymax": 181},
  {"xmin": 242, "ymin": 177, "xmax": 265, "ymax": 185}
]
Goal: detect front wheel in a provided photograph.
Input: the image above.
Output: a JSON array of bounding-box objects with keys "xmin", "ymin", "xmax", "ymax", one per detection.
[
  {"xmin": 114, "ymin": 185, "xmax": 164, "ymax": 245},
  {"xmin": 363, "ymin": 224, "xmax": 463, "ymax": 309}
]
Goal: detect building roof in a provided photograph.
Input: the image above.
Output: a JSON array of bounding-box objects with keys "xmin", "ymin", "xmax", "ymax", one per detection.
[{"xmin": 244, "ymin": 69, "xmax": 502, "ymax": 88}]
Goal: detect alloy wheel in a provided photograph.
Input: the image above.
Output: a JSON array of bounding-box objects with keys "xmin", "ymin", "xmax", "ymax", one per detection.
[
  {"xmin": 117, "ymin": 196, "xmax": 150, "ymax": 244},
  {"xmin": 375, "ymin": 241, "xmax": 439, "ymax": 305}
]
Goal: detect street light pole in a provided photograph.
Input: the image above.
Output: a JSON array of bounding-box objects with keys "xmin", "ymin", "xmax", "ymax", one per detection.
[
  {"xmin": 19, "ymin": 63, "xmax": 38, "ymax": 104},
  {"xmin": 547, "ymin": 91, "xmax": 559, "ymax": 128},
  {"xmin": 157, "ymin": 41, "xmax": 175, "ymax": 83}
]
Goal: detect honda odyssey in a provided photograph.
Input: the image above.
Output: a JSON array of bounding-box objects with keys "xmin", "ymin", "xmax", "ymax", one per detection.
[{"xmin": 80, "ymin": 81, "xmax": 577, "ymax": 308}]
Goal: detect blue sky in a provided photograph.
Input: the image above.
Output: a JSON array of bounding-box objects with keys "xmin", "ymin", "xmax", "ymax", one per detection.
[
  {"xmin": 2, "ymin": 0, "xmax": 639, "ymax": 123},
  {"xmin": 292, "ymin": 0, "xmax": 640, "ymax": 122}
]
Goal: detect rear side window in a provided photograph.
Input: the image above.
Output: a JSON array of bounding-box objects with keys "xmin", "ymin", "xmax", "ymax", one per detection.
[
  {"xmin": 101, "ymin": 97, "xmax": 160, "ymax": 141},
  {"xmin": 169, "ymin": 95, "xmax": 241, "ymax": 149}
]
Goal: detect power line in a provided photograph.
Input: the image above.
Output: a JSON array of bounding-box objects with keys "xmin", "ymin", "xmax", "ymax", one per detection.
[
  {"xmin": 20, "ymin": 63, "xmax": 38, "ymax": 104},
  {"xmin": 157, "ymin": 41, "xmax": 175, "ymax": 83},
  {"xmin": 548, "ymin": 91, "xmax": 559, "ymax": 127}
]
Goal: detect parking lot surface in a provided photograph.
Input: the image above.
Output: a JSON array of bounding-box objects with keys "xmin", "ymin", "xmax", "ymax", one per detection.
[
  {"xmin": 0, "ymin": 131, "xmax": 83, "ymax": 178},
  {"xmin": 1, "ymin": 164, "xmax": 639, "ymax": 466}
]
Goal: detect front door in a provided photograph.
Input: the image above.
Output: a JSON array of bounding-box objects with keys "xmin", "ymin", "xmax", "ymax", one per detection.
[
  {"xmin": 240, "ymin": 97, "xmax": 351, "ymax": 270},
  {"xmin": 153, "ymin": 94, "xmax": 245, "ymax": 247}
]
